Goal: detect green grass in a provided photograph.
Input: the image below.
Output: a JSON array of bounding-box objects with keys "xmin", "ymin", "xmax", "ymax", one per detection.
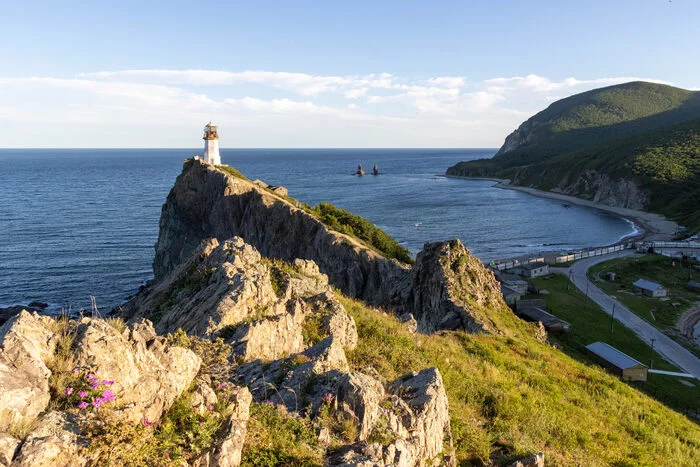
[
  {"xmin": 340, "ymin": 294, "xmax": 700, "ymax": 466},
  {"xmin": 587, "ymin": 255, "xmax": 699, "ymax": 331},
  {"xmin": 528, "ymin": 274, "xmax": 700, "ymax": 413}
]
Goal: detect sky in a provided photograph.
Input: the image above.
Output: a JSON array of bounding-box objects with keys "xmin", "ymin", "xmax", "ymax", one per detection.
[{"xmin": 0, "ymin": 0, "xmax": 698, "ymax": 148}]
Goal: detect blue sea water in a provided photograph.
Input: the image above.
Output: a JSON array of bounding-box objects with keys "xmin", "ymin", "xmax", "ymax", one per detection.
[{"xmin": 0, "ymin": 148, "xmax": 636, "ymax": 312}]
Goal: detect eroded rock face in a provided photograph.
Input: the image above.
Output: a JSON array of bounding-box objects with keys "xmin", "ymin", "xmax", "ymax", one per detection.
[
  {"xmin": 72, "ymin": 318, "xmax": 201, "ymax": 424},
  {"xmin": 0, "ymin": 311, "xmax": 56, "ymax": 432},
  {"xmin": 194, "ymin": 386, "xmax": 252, "ymax": 467},
  {"xmin": 336, "ymin": 372, "xmax": 385, "ymax": 441},
  {"xmin": 404, "ymin": 239, "xmax": 509, "ymax": 334},
  {"xmin": 508, "ymin": 452, "xmax": 545, "ymax": 467},
  {"xmin": 12, "ymin": 412, "xmax": 87, "ymax": 467},
  {"xmin": 329, "ymin": 368, "xmax": 455, "ymax": 467},
  {"xmin": 548, "ymin": 169, "xmax": 648, "ymax": 210},
  {"xmin": 0, "ymin": 433, "xmax": 20, "ymax": 466},
  {"xmin": 152, "ymin": 159, "xmax": 409, "ymax": 307}
]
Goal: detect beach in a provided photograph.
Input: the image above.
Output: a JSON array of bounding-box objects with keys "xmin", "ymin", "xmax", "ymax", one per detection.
[{"xmin": 446, "ymin": 175, "xmax": 678, "ymax": 243}]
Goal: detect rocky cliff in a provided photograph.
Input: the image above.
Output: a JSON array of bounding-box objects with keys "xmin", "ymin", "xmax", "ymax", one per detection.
[{"xmin": 153, "ymin": 159, "xmax": 409, "ymax": 308}]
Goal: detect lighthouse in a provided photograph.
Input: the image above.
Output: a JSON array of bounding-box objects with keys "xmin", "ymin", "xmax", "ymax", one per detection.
[{"xmin": 202, "ymin": 121, "xmax": 221, "ymax": 165}]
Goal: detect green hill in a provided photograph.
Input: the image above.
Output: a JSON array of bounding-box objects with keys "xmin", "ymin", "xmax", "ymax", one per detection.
[{"xmin": 447, "ymin": 82, "xmax": 700, "ymax": 234}]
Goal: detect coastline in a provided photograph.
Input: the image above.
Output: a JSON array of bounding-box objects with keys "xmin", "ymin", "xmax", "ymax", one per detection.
[{"xmin": 445, "ymin": 175, "xmax": 678, "ymax": 242}]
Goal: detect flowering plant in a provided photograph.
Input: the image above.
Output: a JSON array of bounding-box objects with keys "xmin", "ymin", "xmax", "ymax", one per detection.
[{"xmin": 61, "ymin": 367, "xmax": 118, "ymax": 411}]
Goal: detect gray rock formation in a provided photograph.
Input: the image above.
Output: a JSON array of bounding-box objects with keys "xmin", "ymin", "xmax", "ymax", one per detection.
[
  {"xmin": 336, "ymin": 372, "xmax": 385, "ymax": 441},
  {"xmin": 72, "ymin": 318, "xmax": 201, "ymax": 424},
  {"xmin": 0, "ymin": 311, "xmax": 56, "ymax": 432},
  {"xmin": 547, "ymin": 169, "xmax": 649, "ymax": 210},
  {"xmin": 0, "ymin": 433, "xmax": 20, "ymax": 466},
  {"xmin": 12, "ymin": 411, "xmax": 87, "ymax": 467},
  {"xmin": 151, "ymin": 159, "xmax": 408, "ymax": 307},
  {"xmin": 508, "ymin": 452, "xmax": 545, "ymax": 467},
  {"xmin": 403, "ymin": 239, "xmax": 509, "ymax": 334},
  {"xmin": 193, "ymin": 386, "xmax": 252, "ymax": 467}
]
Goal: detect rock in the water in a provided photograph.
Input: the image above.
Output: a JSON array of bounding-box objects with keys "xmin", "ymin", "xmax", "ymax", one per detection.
[
  {"xmin": 508, "ymin": 452, "xmax": 545, "ymax": 467},
  {"xmin": 72, "ymin": 318, "xmax": 201, "ymax": 424},
  {"xmin": 0, "ymin": 433, "xmax": 20, "ymax": 466},
  {"xmin": 0, "ymin": 311, "xmax": 56, "ymax": 432},
  {"xmin": 12, "ymin": 411, "xmax": 87, "ymax": 467}
]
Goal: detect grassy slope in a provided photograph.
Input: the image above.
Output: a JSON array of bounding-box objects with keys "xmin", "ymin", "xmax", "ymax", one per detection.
[
  {"xmin": 587, "ymin": 255, "xmax": 700, "ymax": 357},
  {"xmin": 339, "ymin": 295, "xmax": 700, "ymax": 466},
  {"xmin": 528, "ymin": 274, "xmax": 700, "ymax": 412},
  {"xmin": 446, "ymin": 82, "xmax": 700, "ymax": 233},
  {"xmin": 215, "ymin": 164, "xmax": 413, "ymax": 264}
]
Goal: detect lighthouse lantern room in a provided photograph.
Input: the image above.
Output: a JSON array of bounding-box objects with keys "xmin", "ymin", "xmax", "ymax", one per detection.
[{"xmin": 202, "ymin": 121, "xmax": 221, "ymax": 165}]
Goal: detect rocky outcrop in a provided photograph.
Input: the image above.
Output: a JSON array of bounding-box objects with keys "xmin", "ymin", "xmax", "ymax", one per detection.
[
  {"xmin": 0, "ymin": 434, "xmax": 20, "ymax": 466},
  {"xmin": 0, "ymin": 311, "xmax": 56, "ymax": 432},
  {"xmin": 336, "ymin": 372, "xmax": 385, "ymax": 441},
  {"xmin": 72, "ymin": 318, "xmax": 201, "ymax": 424},
  {"xmin": 403, "ymin": 239, "xmax": 510, "ymax": 334},
  {"xmin": 546, "ymin": 169, "xmax": 649, "ymax": 210},
  {"xmin": 152, "ymin": 159, "xmax": 408, "ymax": 307},
  {"xmin": 194, "ymin": 386, "xmax": 252, "ymax": 467},
  {"xmin": 12, "ymin": 412, "xmax": 87, "ymax": 467},
  {"xmin": 496, "ymin": 117, "xmax": 541, "ymax": 156},
  {"xmin": 508, "ymin": 452, "xmax": 545, "ymax": 467},
  {"xmin": 329, "ymin": 368, "xmax": 454, "ymax": 467}
]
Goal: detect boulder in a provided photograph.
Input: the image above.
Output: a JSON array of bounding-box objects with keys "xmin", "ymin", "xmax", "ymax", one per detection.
[
  {"xmin": 0, "ymin": 311, "xmax": 56, "ymax": 432},
  {"xmin": 508, "ymin": 452, "xmax": 545, "ymax": 467},
  {"xmin": 0, "ymin": 433, "xmax": 20, "ymax": 466},
  {"xmin": 336, "ymin": 372, "xmax": 385, "ymax": 441},
  {"xmin": 322, "ymin": 312, "xmax": 358, "ymax": 351},
  {"xmin": 194, "ymin": 387, "xmax": 252, "ymax": 467},
  {"xmin": 229, "ymin": 298, "xmax": 307, "ymax": 361},
  {"xmin": 189, "ymin": 382, "xmax": 219, "ymax": 417},
  {"xmin": 12, "ymin": 412, "xmax": 87, "ymax": 467},
  {"xmin": 72, "ymin": 318, "xmax": 201, "ymax": 424}
]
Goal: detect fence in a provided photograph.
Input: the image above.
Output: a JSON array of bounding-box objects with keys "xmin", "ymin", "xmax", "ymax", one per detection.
[{"xmin": 489, "ymin": 242, "xmax": 634, "ymax": 271}]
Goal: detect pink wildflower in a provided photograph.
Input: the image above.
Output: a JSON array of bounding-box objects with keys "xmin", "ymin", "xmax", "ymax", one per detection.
[
  {"xmin": 101, "ymin": 380, "xmax": 114, "ymax": 386},
  {"xmin": 78, "ymin": 391, "xmax": 88, "ymax": 398},
  {"xmin": 78, "ymin": 401, "xmax": 89, "ymax": 409},
  {"xmin": 142, "ymin": 418, "xmax": 153, "ymax": 427},
  {"xmin": 216, "ymin": 382, "xmax": 228, "ymax": 390},
  {"xmin": 90, "ymin": 382, "xmax": 100, "ymax": 389},
  {"xmin": 72, "ymin": 368, "xmax": 80, "ymax": 374},
  {"xmin": 87, "ymin": 373, "xmax": 95, "ymax": 379},
  {"xmin": 64, "ymin": 387, "xmax": 74, "ymax": 395},
  {"xmin": 101, "ymin": 389, "xmax": 115, "ymax": 402},
  {"xmin": 91, "ymin": 399, "xmax": 102, "ymax": 408},
  {"xmin": 199, "ymin": 421, "xmax": 205, "ymax": 427}
]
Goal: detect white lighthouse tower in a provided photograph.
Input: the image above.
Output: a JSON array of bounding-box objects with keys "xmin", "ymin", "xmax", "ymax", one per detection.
[{"xmin": 202, "ymin": 121, "xmax": 221, "ymax": 165}]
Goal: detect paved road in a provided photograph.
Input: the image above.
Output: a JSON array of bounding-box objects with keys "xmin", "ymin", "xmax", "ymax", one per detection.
[{"xmin": 552, "ymin": 251, "xmax": 700, "ymax": 378}]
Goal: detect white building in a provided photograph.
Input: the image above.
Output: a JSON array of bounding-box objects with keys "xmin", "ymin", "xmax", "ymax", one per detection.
[
  {"xmin": 202, "ymin": 122, "xmax": 221, "ymax": 165},
  {"xmin": 633, "ymin": 279, "xmax": 667, "ymax": 297}
]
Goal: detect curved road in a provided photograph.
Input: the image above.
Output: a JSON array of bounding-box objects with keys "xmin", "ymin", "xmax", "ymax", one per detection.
[{"xmin": 553, "ymin": 251, "xmax": 700, "ymax": 378}]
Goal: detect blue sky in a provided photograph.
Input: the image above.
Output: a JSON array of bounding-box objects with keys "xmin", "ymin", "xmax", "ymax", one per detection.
[{"xmin": 1, "ymin": 0, "xmax": 698, "ymax": 147}]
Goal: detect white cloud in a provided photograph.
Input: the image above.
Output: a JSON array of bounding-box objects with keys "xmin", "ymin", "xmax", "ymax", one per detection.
[{"xmin": 0, "ymin": 70, "xmax": 691, "ymax": 148}]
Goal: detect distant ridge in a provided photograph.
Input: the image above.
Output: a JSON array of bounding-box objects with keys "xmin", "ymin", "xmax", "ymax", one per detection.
[{"xmin": 447, "ymin": 81, "xmax": 700, "ymax": 234}]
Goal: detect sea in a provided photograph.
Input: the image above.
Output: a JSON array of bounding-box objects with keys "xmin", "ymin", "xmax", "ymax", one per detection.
[{"xmin": 0, "ymin": 148, "xmax": 637, "ymax": 313}]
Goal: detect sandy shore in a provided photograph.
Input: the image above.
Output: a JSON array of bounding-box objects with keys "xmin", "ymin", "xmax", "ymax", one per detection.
[{"xmin": 445, "ymin": 175, "xmax": 678, "ymax": 242}]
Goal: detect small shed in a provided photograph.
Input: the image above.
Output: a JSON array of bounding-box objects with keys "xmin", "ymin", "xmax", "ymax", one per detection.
[
  {"xmin": 496, "ymin": 272, "xmax": 529, "ymax": 294},
  {"xmin": 500, "ymin": 284, "xmax": 522, "ymax": 305},
  {"xmin": 632, "ymin": 279, "xmax": 667, "ymax": 297},
  {"xmin": 585, "ymin": 342, "xmax": 648, "ymax": 381},
  {"xmin": 511, "ymin": 261, "xmax": 550, "ymax": 278},
  {"xmin": 688, "ymin": 280, "xmax": 700, "ymax": 293},
  {"xmin": 605, "ymin": 272, "xmax": 616, "ymax": 281}
]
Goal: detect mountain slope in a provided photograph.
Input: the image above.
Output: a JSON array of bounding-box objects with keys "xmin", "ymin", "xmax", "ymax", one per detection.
[{"xmin": 447, "ymin": 82, "xmax": 700, "ymax": 233}]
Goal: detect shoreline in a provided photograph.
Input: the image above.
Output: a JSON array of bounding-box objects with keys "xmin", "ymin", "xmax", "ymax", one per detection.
[{"xmin": 445, "ymin": 174, "xmax": 678, "ymax": 243}]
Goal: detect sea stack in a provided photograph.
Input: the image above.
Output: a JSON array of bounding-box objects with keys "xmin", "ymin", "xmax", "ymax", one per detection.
[
  {"xmin": 355, "ymin": 164, "xmax": 366, "ymax": 176},
  {"xmin": 373, "ymin": 164, "xmax": 379, "ymax": 175},
  {"xmin": 202, "ymin": 121, "xmax": 221, "ymax": 165}
]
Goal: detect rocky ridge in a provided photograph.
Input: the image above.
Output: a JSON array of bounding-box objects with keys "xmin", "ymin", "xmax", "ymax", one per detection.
[{"xmin": 0, "ymin": 160, "xmax": 545, "ymax": 466}]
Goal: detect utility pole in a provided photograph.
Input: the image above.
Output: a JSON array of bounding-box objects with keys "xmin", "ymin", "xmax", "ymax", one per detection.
[
  {"xmin": 585, "ymin": 281, "xmax": 589, "ymax": 308},
  {"xmin": 650, "ymin": 339, "xmax": 656, "ymax": 369},
  {"xmin": 610, "ymin": 303, "xmax": 615, "ymax": 332}
]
